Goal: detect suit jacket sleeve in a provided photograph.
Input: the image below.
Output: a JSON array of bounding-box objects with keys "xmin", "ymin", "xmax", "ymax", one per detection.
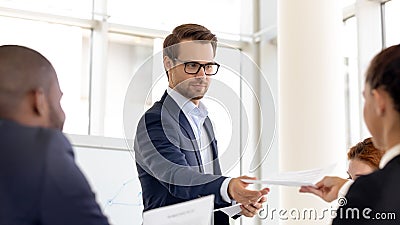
[
  {"xmin": 332, "ymin": 172, "xmax": 380, "ymax": 225},
  {"xmin": 40, "ymin": 131, "xmax": 110, "ymax": 225},
  {"xmin": 135, "ymin": 111, "xmax": 229, "ymax": 205}
]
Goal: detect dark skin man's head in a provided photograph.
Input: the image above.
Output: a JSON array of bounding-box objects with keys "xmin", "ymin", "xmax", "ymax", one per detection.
[{"xmin": 0, "ymin": 45, "xmax": 65, "ymax": 130}]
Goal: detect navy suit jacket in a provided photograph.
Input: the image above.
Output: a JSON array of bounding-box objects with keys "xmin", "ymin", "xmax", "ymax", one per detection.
[
  {"xmin": 135, "ymin": 91, "xmax": 231, "ymax": 225},
  {"xmin": 0, "ymin": 119, "xmax": 109, "ymax": 225},
  {"xmin": 333, "ymin": 155, "xmax": 400, "ymax": 224}
]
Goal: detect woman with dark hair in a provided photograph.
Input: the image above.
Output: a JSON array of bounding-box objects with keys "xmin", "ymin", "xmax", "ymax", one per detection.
[{"xmin": 300, "ymin": 44, "xmax": 400, "ymax": 224}]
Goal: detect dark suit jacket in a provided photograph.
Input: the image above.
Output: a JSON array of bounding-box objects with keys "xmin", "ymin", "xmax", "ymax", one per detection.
[
  {"xmin": 333, "ymin": 155, "xmax": 400, "ymax": 224},
  {"xmin": 0, "ymin": 119, "xmax": 109, "ymax": 225},
  {"xmin": 134, "ymin": 91, "xmax": 231, "ymax": 225}
]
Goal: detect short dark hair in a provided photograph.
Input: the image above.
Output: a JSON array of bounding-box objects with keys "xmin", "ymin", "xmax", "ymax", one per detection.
[
  {"xmin": 366, "ymin": 44, "xmax": 400, "ymax": 113},
  {"xmin": 347, "ymin": 137, "xmax": 383, "ymax": 170},
  {"xmin": 0, "ymin": 45, "xmax": 55, "ymax": 117},
  {"xmin": 163, "ymin": 23, "xmax": 218, "ymax": 60}
]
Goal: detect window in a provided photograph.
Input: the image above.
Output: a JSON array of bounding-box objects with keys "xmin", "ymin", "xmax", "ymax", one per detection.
[
  {"xmin": 0, "ymin": 0, "xmax": 92, "ymax": 19},
  {"xmin": 104, "ymin": 33, "xmax": 154, "ymax": 138},
  {"xmin": 343, "ymin": 16, "xmax": 361, "ymax": 147},
  {"xmin": 383, "ymin": 0, "xmax": 400, "ymax": 47},
  {"xmin": 342, "ymin": 0, "xmax": 356, "ymax": 7},
  {"xmin": 0, "ymin": 0, "xmax": 245, "ymax": 138},
  {"xmin": 108, "ymin": 0, "xmax": 242, "ymax": 35},
  {"xmin": 0, "ymin": 16, "xmax": 91, "ymax": 135}
]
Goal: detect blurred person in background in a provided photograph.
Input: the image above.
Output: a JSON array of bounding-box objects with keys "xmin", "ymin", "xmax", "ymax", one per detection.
[{"xmin": 347, "ymin": 137, "xmax": 383, "ymax": 180}]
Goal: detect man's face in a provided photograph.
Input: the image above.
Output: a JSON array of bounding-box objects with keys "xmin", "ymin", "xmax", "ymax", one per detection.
[
  {"xmin": 47, "ymin": 76, "xmax": 65, "ymax": 131},
  {"xmin": 167, "ymin": 41, "xmax": 215, "ymax": 101},
  {"xmin": 363, "ymin": 83, "xmax": 382, "ymax": 148}
]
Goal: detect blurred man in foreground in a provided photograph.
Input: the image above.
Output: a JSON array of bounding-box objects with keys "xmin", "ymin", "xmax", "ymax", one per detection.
[{"xmin": 0, "ymin": 45, "xmax": 110, "ymax": 225}]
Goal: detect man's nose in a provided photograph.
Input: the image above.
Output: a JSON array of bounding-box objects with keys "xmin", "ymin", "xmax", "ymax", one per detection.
[{"xmin": 195, "ymin": 66, "xmax": 207, "ymax": 78}]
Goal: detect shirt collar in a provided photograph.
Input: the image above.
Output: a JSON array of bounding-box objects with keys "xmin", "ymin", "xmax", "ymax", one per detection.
[
  {"xmin": 167, "ymin": 87, "xmax": 208, "ymax": 119},
  {"xmin": 379, "ymin": 143, "xmax": 400, "ymax": 169}
]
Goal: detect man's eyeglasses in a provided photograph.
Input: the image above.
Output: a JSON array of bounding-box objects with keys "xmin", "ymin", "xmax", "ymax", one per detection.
[{"xmin": 174, "ymin": 58, "xmax": 220, "ymax": 76}]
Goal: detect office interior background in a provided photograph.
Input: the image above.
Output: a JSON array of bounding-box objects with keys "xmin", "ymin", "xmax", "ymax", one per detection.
[{"xmin": 1, "ymin": 0, "xmax": 399, "ymax": 224}]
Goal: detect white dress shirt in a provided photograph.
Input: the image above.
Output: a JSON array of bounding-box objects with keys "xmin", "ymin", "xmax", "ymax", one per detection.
[{"xmin": 379, "ymin": 143, "xmax": 400, "ymax": 168}]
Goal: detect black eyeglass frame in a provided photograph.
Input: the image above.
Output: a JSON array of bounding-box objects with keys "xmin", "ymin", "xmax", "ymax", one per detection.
[{"xmin": 173, "ymin": 58, "xmax": 220, "ymax": 76}]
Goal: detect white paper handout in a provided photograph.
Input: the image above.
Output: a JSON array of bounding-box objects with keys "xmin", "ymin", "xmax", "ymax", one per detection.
[
  {"xmin": 142, "ymin": 195, "xmax": 214, "ymax": 225},
  {"xmin": 214, "ymin": 195, "xmax": 267, "ymax": 217},
  {"xmin": 213, "ymin": 203, "xmax": 242, "ymax": 217},
  {"xmin": 242, "ymin": 164, "xmax": 336, "ymax": 187}
]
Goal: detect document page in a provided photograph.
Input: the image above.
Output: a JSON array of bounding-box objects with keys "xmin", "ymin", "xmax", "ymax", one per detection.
[
  {"xmin": 214, "ymin": 204, "xmax": 242, "ymax": 217},
  {"xmin": 242, "ymin": 164, "xmax": 336, "ymax": 187},
  {"xmin": 143, "ymin": 195, "xmax": 214, "ymax": 225}
]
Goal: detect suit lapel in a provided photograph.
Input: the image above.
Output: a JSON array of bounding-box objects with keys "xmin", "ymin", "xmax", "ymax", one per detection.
[
  {"xmin": 204, "ymin": 117, "xmax": 222, "ymax": 175},
  {"xmin": 161, "ymin": 91, "xmax": 204, "ymax": 173}
]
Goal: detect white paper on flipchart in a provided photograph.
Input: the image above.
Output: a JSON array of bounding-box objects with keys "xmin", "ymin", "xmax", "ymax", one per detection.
[
  {"xmin": 142, "ymin": 195, "xmax": 214, "ymax": 225},
  {"xmin": 241, "ymin": 164, "xmax": 336, "ymax": 187}
]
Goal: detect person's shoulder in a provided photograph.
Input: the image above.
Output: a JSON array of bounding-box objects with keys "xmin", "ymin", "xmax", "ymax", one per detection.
[
  {"xmin": 136, "ymin": 92, "xmax": 181, "ymax": 131},
  {"xmin": 345, "ymin": 167, "xmax": 391, "ymax": 203},
  {"xmin": 350, "ymin": 169, "xmax": 383, "ymax": 190},
  {"xmin": 140, "ymin": 94, "xmax": 176, "ymax": 121},
  {"xmin": 360, "ymin": 157, "xmax": 400, "ymax": 184},
  {"xmin": 29, "ymin": 125, "xmax": 71, "ymax": 150},
  {"xmin": 139, "ymin": 95, "xmax": 165, "ymax": 119},
  {"xmin": 143, "ymin": 92, "xmax": 181, "ymax": 116},
  {"xmin": 0, "ymin": 119, "xmax": 69, "ymax": 148},
  {"xmin": 137, "ymin": 102, "xmax": 162, "ymax": 127},
  {"xmin": 135, "ymin": 99, "xmax": 164, "ymax": 134},
  {"xmin": 382, "ymin": 155, "xmax": 400, "ymax": 172},
  {"xmin": 146, "ymin": 101, "xmax": 163, "ymax": 115},
  {"xmin": 371, "ymin": 156, "xmax": 400, "ymax": 191}
]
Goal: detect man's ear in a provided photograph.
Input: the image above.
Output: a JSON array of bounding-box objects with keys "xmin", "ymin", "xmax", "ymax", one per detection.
[
  {"xmin": 163, "ymin": 56, "xmax": 174, "ymax": 71},
  {"xmin": 372, "ymin": 88, "xmax": 386, "ymax": 116},
  {"xmin": 32, "ymin": 88, "xmax": 48, "ymax": 117}
]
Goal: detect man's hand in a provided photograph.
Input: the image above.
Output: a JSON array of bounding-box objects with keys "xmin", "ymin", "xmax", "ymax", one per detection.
[
  {"xmin": 240, "ymin": 195, "xmax": 267, "ymax": 217},
  {"xmin": 299, "ymin": 176, "xmax": 347, "ymax": 202},
  {"xmin": 228, "ymin": 176, "xmax": 269, "ymax": 205}
]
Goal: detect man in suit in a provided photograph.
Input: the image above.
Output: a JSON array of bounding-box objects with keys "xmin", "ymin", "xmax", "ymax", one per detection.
[
  {"xmin": 0, "ymin": 45, "xmax": 110, "ymax": 225},
  {"xmin": 300, "ymin": 44, "xmax": 400, "ymax": 224},
  {"xmin": 134, "ymin": 24, "xmax": 269, "ymax": 225}
]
